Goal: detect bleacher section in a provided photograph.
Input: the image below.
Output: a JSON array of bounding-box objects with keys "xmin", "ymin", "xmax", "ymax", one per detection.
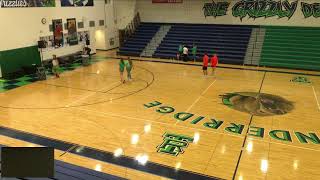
[
  {"xmin": 119, "ymin": 23, "xmax": 320, "ymax": 71},
  {"xmin": 119, "ymin": 23, "xmax": 160, "ymax": 56},
  {"xmin": 154, "ymin": 24, "xmax": 253, "ymax": 64},
  {"xmin": 260, "ymin": 26, "xmax": 320, "ymax": 71}
]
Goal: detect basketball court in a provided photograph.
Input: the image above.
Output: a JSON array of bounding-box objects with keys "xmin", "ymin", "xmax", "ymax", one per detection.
[{"xmin": 0, "ymin": 51, "xmax": 319, "ymax": 179}]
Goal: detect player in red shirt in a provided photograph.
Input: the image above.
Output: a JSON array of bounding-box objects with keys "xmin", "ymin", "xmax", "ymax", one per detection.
[
  {"xmin": 202, "ymin": 53, "xmax": 209, "ymax": 76},
  {"xmin": 211, "ymin": 53, "xmax": 218, "ymax": 76}
]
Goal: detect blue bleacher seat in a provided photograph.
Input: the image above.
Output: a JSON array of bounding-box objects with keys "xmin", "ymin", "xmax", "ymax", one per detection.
[
  {"xmin": 119, "ymin": 23, "xmax": 254, "ymax": 65},
  {"xmin": 154, "ymin": 24, "xmax": 253, "ymax": 64},
  {"xmin": 119, "ymin": 23, "xmax": 160, "ymax": 56}
]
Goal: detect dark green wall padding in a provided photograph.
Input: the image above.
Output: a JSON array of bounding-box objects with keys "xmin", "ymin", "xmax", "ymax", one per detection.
[
  {"xmin": 260, "ymin": 26, "xmax": 320, "ymax": 71},
  {"xmin": 0, "ymin": 46, "xmax": 41, "ymax": 77}
]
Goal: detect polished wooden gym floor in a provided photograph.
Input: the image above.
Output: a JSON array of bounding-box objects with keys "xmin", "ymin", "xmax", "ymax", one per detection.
[{"xmin": 0, "ymin": 53, "xmax": 319, "ymax": 180}]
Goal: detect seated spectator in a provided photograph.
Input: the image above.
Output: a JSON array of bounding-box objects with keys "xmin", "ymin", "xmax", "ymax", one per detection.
[{"xmin": 82, "ymin": 47, "xmax": 91, "ymax": 59}]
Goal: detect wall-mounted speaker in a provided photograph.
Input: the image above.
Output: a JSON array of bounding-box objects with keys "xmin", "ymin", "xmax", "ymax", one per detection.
[{"xmin": 38, "ymin": 41, "xmax": 46, "ymax": 49}]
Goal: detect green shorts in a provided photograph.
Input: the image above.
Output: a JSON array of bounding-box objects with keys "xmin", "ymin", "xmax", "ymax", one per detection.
[
  {"xmin": 52, "ymin": 66, "xmax": 59, "ymax": 73},
  {"xmin": 119, "ymin": 66, "xmax": 125, "ymax": 72},
  {"xmin": 126, "ymin": 64, "xmax": 132, "ymax": 72}
]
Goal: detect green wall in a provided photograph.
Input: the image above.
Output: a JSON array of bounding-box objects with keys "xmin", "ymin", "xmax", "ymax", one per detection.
[{"xmin": 0, "ymin": 46, "xmax": 41, "ymax": 77}]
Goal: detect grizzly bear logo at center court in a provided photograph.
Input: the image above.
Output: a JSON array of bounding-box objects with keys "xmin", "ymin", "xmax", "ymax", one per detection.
[{"xmin": 220, "ymin": 92, "xmax": 294, "ymax": 116}]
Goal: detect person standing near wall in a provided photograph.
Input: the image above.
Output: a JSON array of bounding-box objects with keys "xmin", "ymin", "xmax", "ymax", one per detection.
[
  {"xmin": 211, "ymin": 53, "xmax": 219, "ymax": 76},
  {"xmin": 126, "ymin": 57, "xmax": 133, "ymax": 81},
  {"xmin": 202, "ymin": 53, "xmax": 209, "ymax": 76},
  {"xmin": 81, "ymin": 47, "xmax": 90, "ymax": 66},
  {"xmin": 183, "ymin": 45, "xmax": 189, "ymax": 62},
  {"xmin": 192, "ymin": 43, "xmax": 197, "ymax": 61},
  {"xmin": 85, "ymin": 33, "xmax": 90, "ymax": 47},
  {"xmin": 52, "ymin": 55, "xmax": 60, "ymax": 78},
  {"xmin": 119, "ymin": 58, "xmax": 125, "ymax": 83},
  {"xmin": 178, "ymin": 44, "xmax": 183, "ymax": 60}
]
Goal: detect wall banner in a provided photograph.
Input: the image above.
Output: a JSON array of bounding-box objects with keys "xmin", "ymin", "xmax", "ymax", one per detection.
[
  {"xmin": 53, "ymin": 19, "xmax": 64, "ymax": 48},
  {"xmin": 203, "ymin": 0, "xmax": 320, "ymax": 20},
  {"xmin": 0, "ymin": 0, "xmax": 55, "ymax": 8},
  {"xmin": 61, "ymin": 0, "xmax": 93, "ymax": 7},
  {"xmin": 152, "ymin": 0, "xmax": 183, "ymax": 3},
  {"xmin": 67, "ymin": 18, "xmax": 78, "ymax": 46}
]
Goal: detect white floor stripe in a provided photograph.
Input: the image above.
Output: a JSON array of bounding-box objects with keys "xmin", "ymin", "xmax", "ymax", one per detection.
[
  {"xmin": 66, "ymin": 81, "xmax": 120, "ymax": 107},
  {"xmin": 73, "ymin": 107, "xmax": 242, "ymax": 138},
  {"xmin": 187, "ymin": 79, "xmax": 217, "ymax": 112},
  {"xmin": 174, "ymin": 79, "xmax": 217, "ymax": 126},
  {"xmin": 312, "ymin": 85, "xmax": 320, "ymax": 111},
  {"xmin": 66, "ymin": 92, "xmax": 96, "ymax": 107}
]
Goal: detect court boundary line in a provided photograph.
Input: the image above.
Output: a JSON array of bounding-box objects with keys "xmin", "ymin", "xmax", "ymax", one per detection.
[
  {"xmin": 186, "ymin": 79, "xmax": 217, "ymax": 112},
  {"xmin": 3, "ymin": 55, "xmax": 320, "ymax": 176},
  {"xmin": 174, "ymin": 79, "xmax": 217, "ymax": 126},
  {"xmin": 312, "ymin": 85, "xmax": 320, "ymax": 111},
  {"xmin": 1, "ymin": 108, "xmax": 319, "ymax": 179},
  {"xmin": 109, "ymin": 56, "xmax": 320, "ymax": 77},
  {"xmin": 74, "ymin": 107, "xmax": 243, "ymax": 139},
  {"xmin": 66, "ymin": 81, "xmax": 121, "ymax": 107},
  {"xmin": 231, "ymin": 71, "xmax": 267, "ymax": 180},
  {"xmin": 1, "ymin": 108, "xmax": 319, "ymax": 180},
  {"xmin": 39, "ymin": 82, "xmax": 107, "ymax": 93},
  {"xmin": 0, "ymin": 66, "xmax": 154, "ymax": 110}
]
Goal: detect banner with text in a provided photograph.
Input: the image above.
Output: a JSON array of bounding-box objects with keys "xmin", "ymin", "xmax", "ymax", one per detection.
[
  {"xmin": 0, "ymin": 0, "xmax": 55, "ymax": 7},
  {"xmin": 61, "ymin": 0, "xmax": 93, "ymax": 7},
  {"xmin": 203, "ymin": 0, "xmax": 320, "ymax": 20},
  {"xmin": 53, "ymin": 19, "xmax": 64, "ymax": 47},
  {"xmin": 67, "ymin": 18, "xmax": 78, "ymax": 46},
  {"xmin": 152, "ymin": 0, "xmax": 182, "ymax": 3}
]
